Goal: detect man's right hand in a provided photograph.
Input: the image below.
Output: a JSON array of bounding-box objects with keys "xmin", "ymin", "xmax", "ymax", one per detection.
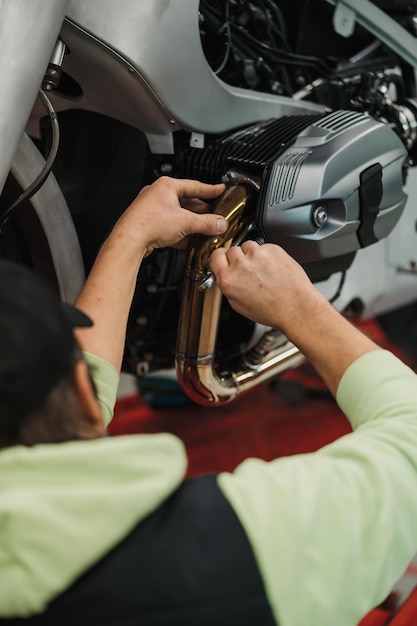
[
  {"xmin": 210, "ymin": 240, "xmax": 380, "ymax": 396},
  {"xmin": 210, "ymin": 240, "xmax": 319, "ymax": 333}
]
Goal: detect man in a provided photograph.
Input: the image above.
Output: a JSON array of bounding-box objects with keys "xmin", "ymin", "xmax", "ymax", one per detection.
[{"xmin": 1, "ymin": 176, "xmax": 417, "ymax": 626}]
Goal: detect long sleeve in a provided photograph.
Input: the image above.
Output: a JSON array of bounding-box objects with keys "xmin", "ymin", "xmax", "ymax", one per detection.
[
  {"xmin": 84, "ymin": 351, "xmax": 119, "ymax": 427},
  {"xmin": 218, "ymin": 350, "xmax": 417, "ymax": 626}
]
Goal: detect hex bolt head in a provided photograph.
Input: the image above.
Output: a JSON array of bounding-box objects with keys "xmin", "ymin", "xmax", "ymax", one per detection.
[{"xmin": 312, "ymin": 207, "xmax": 328, "ymax": 227}]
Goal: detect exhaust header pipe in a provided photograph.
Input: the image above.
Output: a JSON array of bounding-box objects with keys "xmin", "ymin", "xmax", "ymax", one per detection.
[{"xmin": 175, "ymin": 172, "xmax": 305, "ymax": 406}]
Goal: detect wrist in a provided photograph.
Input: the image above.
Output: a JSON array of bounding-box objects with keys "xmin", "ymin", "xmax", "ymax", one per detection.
[
  {"xmin": 280, "ymin": 291, "xmax": 380, "ymax": 395},
  {"xmin": 104, "ymin": 223, "xmax": 148, "ymax": 264},
  {"xmin": 277, "ymin": 288, "xmax": 329, "ymax": 341}
]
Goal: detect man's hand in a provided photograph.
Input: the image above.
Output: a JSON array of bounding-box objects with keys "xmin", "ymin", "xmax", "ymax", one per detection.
[
  {"xmin": 210, "ymin": 240, "xmax": 316, "ymax": 332},
  {"xmin": 210, "ymin": 240, "xmax": 380, "ymax": 396},
  {"xmin": 114, "ymin": 176, "xmax": 227, "ymax": 257},
  {"xmin": 75, "ymin": 177, "xmax": 226, "ymax": 372}
]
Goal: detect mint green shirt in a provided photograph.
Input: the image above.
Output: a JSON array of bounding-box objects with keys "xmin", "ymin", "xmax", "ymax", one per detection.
[
  {"xmin": 84, "ymin": 351, "xmax": 119, "ymax": 427},
  {"xmin": 218, "ymin": 350, "xmax": 417, "ymax": 625},
  {"xmin": 1, "ymin": 348, "xmax": 417, "ymax": 625},
  {"xmin": 86, "ymin": 348, "xmax": 417, "ymax": 625}
]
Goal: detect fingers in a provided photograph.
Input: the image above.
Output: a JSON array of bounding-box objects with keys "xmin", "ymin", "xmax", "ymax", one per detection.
[
  {"xmin": 181, "ymin": 198, "xmax": 208, "ymax": 213},
  {"xmin": 169, "ymin": 177, "xmax": 226, "ymax": 200},
  {"xmin": 210, "ymin": 248, "xmax": 229, "ymax": 276},
  {"xmin": 184, "ymin": 212, "xmax": 228, "ymax": 237},
  {"xmin": 241, "ymin": 239, "xmax": 262, "ymax": 254},
  {"xmin": 123, "ymin": 177, "xmax": 229, "ymax": 252},
  {"xmin": 210, "ymin": 240, "xmax": 261, "ymax": 269}
]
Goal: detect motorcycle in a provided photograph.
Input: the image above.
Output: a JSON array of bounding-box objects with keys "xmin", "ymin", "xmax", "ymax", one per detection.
[{"xmin": 1, "ymin": 0, "xmax": 417, "ymax": 406}]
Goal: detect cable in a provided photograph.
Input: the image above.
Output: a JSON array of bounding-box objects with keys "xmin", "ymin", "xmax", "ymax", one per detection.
[
  {"xmin": 329, "ymin": 271, "xmax": 346, "ymax": 304},
  {"xmin": 228, "ymin": 23, "xmax": 335, "ymax": 76},
  {"xmin": 214, "ymin": 0, "xmax": 232, "ymax": 75},
  {"xmin": 0, "ymin": 90, "xmax": 60, "ymax": 226}
]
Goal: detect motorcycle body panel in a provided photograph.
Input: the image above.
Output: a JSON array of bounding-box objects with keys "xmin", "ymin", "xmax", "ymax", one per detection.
[
  {"xmin": 61, "ymin": 0, "xmax": 325, "ymax": 142},
  {"xmin": 0, "ymin": 0, "xmax": 68, "ymax": 193}
]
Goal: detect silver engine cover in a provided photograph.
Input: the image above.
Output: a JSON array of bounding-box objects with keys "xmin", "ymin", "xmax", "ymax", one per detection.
[{"xmin": 261, "ymin": 110, "xmax": 407, "ymax": 264}]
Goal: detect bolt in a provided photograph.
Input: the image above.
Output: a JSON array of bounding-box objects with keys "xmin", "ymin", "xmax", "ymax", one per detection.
[
  {"xmin": 160, "ymin": 162, "xmax": 173, "ymax": 174},
  {"xmin": 199, "ymin": 274, "xmax": 216, "ymax": 292},
  {"xmin": 222, "ymin": 171, "xmax": 237, "ymax": 185},
  {"xmin": 312, "ymin": 207, "xmax": 328, "ymax": 227},
  {"xmin": 136, "ymin": 362, "xmax": 149, "ymax": 376},
  {"xmin": 270, "ymin": 80, "xmax": 283, "ymax": 94}
]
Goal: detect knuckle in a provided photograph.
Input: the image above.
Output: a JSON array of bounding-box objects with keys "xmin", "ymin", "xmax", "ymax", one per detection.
[
  {"xmin": 156, "ymin": 175, "xmax": 173, "ymax": 187},
  {"xmin": 216, "ymin": 269, "xmax": 231, "ymax": 289}
]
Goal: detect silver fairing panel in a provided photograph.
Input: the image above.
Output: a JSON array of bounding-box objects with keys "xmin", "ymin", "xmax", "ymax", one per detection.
[
  {"xmin": 59, "ymin": 0, "xmax": 325, "ymax": 142},
  {"xmin": 0, "ymin": 0, "xmax": 68, "ymax": 194}
]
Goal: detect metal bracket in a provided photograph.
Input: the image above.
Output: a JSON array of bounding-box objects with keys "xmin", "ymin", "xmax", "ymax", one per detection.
[
  {"xmin": 325, "ymin": 0, "xmax": 417, "ymax": 68},
  {"xmin": 333, "ymin": 2, "xmax": 356, "ymax": 38}
]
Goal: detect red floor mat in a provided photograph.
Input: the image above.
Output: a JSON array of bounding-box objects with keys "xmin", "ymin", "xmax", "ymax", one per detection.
[{"xmin": 110, "ymin": 373, "xmax": 351, "ymax": 476}]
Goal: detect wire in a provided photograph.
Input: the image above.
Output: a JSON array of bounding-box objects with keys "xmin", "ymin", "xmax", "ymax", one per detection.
[
  {"xmin": 329, "ymin": 271, "xmax": 346, "ymax": 304},
  {"xmin": 259, "ymin": 0, "xmax": 289, "ymax": 49},
  {"xmin": 228, "ymin": 23, "xmax": 334, "ymax": 76},
  {"xmin": 0, "ymin": 90, "xmax": 60, "ymax": 226},
  {"xmin": 214, "ymin": 0, "xmax": 232, "ymax": 75}
]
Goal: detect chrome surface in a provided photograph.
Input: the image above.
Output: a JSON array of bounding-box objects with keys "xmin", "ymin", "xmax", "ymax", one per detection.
[
  {"xmin": 43, "ymin": 39, "xmax": 67, "ymax": 91},
  {"xmin": 175, "ymin": 179, "xmax": 304, "ymax": 405},
  {"xmin": 49, "ymin": 39, "xmax": 67, "ymax": 68}
]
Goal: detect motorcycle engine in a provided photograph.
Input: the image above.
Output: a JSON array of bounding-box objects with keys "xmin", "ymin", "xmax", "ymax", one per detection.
[{"xmin": 179, "ymin": 109, "xmax": 407, "ymax": 281}]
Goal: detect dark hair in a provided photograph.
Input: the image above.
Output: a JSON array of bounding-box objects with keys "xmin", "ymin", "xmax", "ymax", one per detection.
[
  {"xmin": 0, "ymin": 344, "xmax": 101, "ymax": 448},
  {"xmin": 0, "ymin": 259, "xmax": 93, "ymax": 430},
  {"xmin": 0, "ymin": 259, "xmax": 95, "ymax": 447}
]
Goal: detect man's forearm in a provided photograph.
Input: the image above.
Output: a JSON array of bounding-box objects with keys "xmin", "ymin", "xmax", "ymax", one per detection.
[
  {"xmin": 73, "ymin": 177, "xmax": 228, "ymax": 373},
  {"xmin": 75, "ymin": 229, "xmax": 145, "ymax": 372},
  {"xmin": 279, "ymin": 289, "xmax": 381, "ymax": 396}
]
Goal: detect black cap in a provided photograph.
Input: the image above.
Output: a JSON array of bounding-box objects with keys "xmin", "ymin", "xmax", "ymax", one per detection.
[{"xmin": 0, "ymin": 260, "xmax": 92, "ymax": 426}]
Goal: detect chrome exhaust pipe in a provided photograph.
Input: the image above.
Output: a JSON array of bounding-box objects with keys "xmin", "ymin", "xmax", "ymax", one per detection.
[{"xmin": 175, "ymin": 172, "xmax": 305, "ymax": 406}]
